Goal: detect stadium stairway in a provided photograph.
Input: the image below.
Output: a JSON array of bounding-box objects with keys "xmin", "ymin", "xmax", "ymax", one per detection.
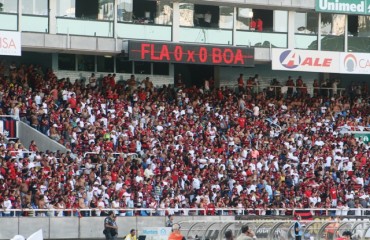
[{"xmin": 17, "ymin": 121, "xmax": 68, "ymax": 153}]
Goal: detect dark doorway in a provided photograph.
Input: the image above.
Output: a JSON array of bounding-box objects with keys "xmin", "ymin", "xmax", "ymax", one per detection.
[
  {"xmin": 174, "ymin": 64, "xmax": 214, "ymax": 88},
  {"xmin": 76, "ymin": 0, "xmax": 99, "ymax": 19}
]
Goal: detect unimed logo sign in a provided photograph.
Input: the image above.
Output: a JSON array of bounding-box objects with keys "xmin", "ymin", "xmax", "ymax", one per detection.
[
  {"xmin": 316, "ymin": 0, "xmax": 370, "ymax": 15},
  {"xmin": 0, "ymin": 31, "xmax": 21, "ymax": 56}
]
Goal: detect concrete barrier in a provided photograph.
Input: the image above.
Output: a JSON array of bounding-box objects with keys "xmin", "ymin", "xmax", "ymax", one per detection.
[{"xmin": 0, "ymin": 215, "xmax": 234, "ymax": 239}]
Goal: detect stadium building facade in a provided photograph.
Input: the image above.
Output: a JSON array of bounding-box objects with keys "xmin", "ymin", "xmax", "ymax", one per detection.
[{"xmin": 0, "ymin": 0, "xmax": 369, "ymax": 88}]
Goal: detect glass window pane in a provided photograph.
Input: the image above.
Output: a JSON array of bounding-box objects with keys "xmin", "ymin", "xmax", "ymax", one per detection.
[
  {"xmin": 295, "ymin": 12, "xmax": 318, "ymax": 34},
  {"xmin": 134, "ymin": 61, "xmax": 151, "ymax": 74},
  {"xmin": 237, "ymin": 8, "xmax": 253, "ymax": 30},
  {"xmin": 153, "ymin": 62, "xmax": 169, "ymax": 75},
  {"xmin": 58, "ymin": 54, "xmax": 76, "ymax": 70},
  {"xmin": 77, "ymin": 55, "xmax": 95, "ymax": 71},
  {"xmin": 116, "ymin": 57, "xmax": 132, "ymax": 73},
  {"xmin": 1, "ymin": 0, "xmax": 18, "ymax": 13},
  {"xmin": 179, "ymin": 3, "xmax": 194, "ymax": 26},
  {"xmin": 99, "ymin": 0, "xmax": 114, "ymax": 20},
  {"xmin": 321, "ymin": 13, "xmax": 344, "ymax": 51},
  {"xmin": 348, "ymin": 15, "xmax": 370, "ymax": 53},
  {"xmin": 219, "ymin": 6, "xmax": 233, "ymax": 29},
  {"xmin": 117, "ymin": 0, "xmax": 133, "ymax": 22},
  {"xmin": 155, "ymin": 0, "xmax": 172, "ymax": 25},
  {"xmin": 97, "ymin": 56, "xmax": 114, "ymax": 72},
  {"xmin": 57, "ymin": 0, "xmax": 76, "ymax": 17},
  {"xmin": 23, "ymin": 0, "xmax": 48, "ymax": 15},
  {"xmin": 321, "ymin": 13, "xmax": 345, "ymax": 35}
]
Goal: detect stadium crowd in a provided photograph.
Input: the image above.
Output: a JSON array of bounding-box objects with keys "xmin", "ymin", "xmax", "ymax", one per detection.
[{"xmin": 0, "ymin": 62, "xmax": 370, "ymax": 217}]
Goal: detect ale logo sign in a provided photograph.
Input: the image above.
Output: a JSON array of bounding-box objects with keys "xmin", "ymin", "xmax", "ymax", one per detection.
[{"xmin": 316, "ymin": 0, "xmax": 370, "ymax": 15}]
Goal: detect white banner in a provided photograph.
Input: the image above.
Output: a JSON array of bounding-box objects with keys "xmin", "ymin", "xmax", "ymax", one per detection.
[
  {"xmin": 0, "ymin": 31, "xmax": 21, "ymax": 56},
  {"xmin": 272, "ymin": 49, "xmax": 340, "ymax": 73},
  {"xmin": 340, "ymin": 52, "xmax": 370, "ymax": 74}
]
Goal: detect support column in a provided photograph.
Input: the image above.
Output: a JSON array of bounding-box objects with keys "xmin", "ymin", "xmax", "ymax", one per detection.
[
  {"xmin": 48, "ymin": 0, "xmax": 57, "ymax": 34},
  {"xmin": 113, "ymin": 0, "xmax": 118, "ymax": 39},
  {"xmin": 318, "ymin": 13, "xmax": 321, "ymax": 51},
  {"xmin": 232, "ymin": 7, "xmax": 237, "ymax": 46},
  {"xmin": 18, "ymin": 0, "xmax": 22, "ymax": 31},
  {"xmin": 344, "ymin": 15, "xmax": 348, "ymax": 52},
  {"xmin": 287, "ymin": 11, "xmax": 295, "ymax": 49},
  {"xmin": 52, "ymin": 53, "xmax": 58, "ymax": 70},
  {"xmin": 172, "ymin": 2, "xmax": 180, "ymax": 42}
]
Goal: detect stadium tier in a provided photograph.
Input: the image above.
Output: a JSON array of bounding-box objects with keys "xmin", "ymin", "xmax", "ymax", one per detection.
[
  {"xmin": 2, "ymin": 2, "xmax": 370, "ymax": 240},
  {"xmin": 0, "ymin": 62, "xmax": 369, "ymax": 219}
]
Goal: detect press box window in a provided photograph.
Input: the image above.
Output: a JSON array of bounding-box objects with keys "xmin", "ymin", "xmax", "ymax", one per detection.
[
  {"xmin": 77, "ymin": 55, "xmax": 95, "ymax": 72},
  {"xmin": 116, "ymin": 57, "xmax": 133, "ymax": 73},
  {"xmin": 97, "ymin": 56, "xmax": 114, "ymax": 73},
  {"xmin": 134, "ymin": 61, "xmax": 151, "ymax": 74},
  {"xmin": 58, "ymin": 54, "xmax": 76, "ymax": 71},
  {"xmin": 153, "ymin": 62, "xmax": 169, "ymax": 75}
]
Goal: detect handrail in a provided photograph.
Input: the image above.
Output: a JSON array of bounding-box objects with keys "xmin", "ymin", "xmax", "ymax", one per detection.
[
  {"xmin": 0, "ymin": 207, "xmax": 368, "ymax": 217},
  {"xmin": 221, "ymin": 83, "xmax": 346, "ymax": 96},
  {"xmin": 83, "ymin": 151, "xmax": 138, "ymax": 159}
]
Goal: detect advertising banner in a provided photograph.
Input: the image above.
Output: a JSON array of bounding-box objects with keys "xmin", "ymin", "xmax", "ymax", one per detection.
[
  {"xmin": 0, "ymin": 31, "xmax": 21, "ymax": 56},
  {"xmin": 340, "ymin": 52, "xmax": 370, "ymax": 74},
  {"xmin": 141, "ymin": 227, "xmax": 172, "ymax": 240},
  {"xmin": 128, "ymin": 40, "xmax": 254, "ymax": 67},
  {"xmin": 272, "ymin": 49, "xmax": 340, "ymax": 73},
  {"xmin": 316, "ymin": 0, "xmax": 370, "ymax": 15}
]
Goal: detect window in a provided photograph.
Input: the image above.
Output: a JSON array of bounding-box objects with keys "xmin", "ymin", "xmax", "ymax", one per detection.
[
  {"xmin": 237, "ymin": 8, "xmax": 253, "ymax": 30},
  {"xmin": 321, "ymin": 13, "xmax": 345, "ymax": 36},
  {"xmin": 132, "ymin": 0, "xmax": 156, "ymax": 24},
  {"xmin": 134, "ymin": 61, "xmax": 151, "ymax": 74},
  {"xmin": 295, "ymin": 12, "xmax": 318, "ymax": 34},
  {"xmin": 58, "ymin": 54, "xmax": 76, "ymax": 70},
  {"xmin": 154, "ymin": 1, "xmax": 172, "ymax": 25},
  {"xmin": 75, "ymin": 0, "xmax": 99, "ymax": 19},
  {"xmin": 77, "ymin": 55, "xmax": 95, "ymax": 72},
  {"xmin": 348, "ymin": 15, "xmax": 370, "ymax": 53},
  {"xmin": 179, "ymin": 3, "xmax": 194, "ymax": 26},
  {"xmin": 57, "ymin": 0, "xmax": 75, "ymax": 17},
  {"xmin": 23, "ymin": 0, "xmax": 48, "ymax": 15},
  {"xmin": 219, "ymin": 6, "xmax": 233, "ymax": 29},
  {"xmin": 194, "ymin": 4, "xmax": 219, "ymax": 28},
  {"xmin": 117, "ymin": 0, "xmax": 133, "ymax": 22},
  {"xmin": 98, "ymin": 0, "xmax": 114, "ymax": 20},
  {"xmin": 153, "ymin": 62, "xmax": 169, "ymax": 75},
  {"xmin": 253, "ymin": 9, "xmax": 273, "ymax": 32},
  {"xmin": 236, "ymin": 8, "xmax": 275, "ymax": 32},
  {"xmin": 321, "ymin": 13, "xmax": 345, "ymax": 51},
  {"xmin": 0, "ymin": 0, "xmax": 18, "ymax": 13},
  {"xmin": 116, "ymin": 57, "xmax": 132, "ymax": 73},
  {"xmin": 97, "ymin": 56, "xmax": 114, "ymax": 73}
]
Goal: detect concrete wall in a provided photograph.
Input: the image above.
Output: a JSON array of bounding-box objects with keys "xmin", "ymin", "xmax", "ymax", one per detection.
[
  {"xmin": 17, "ymin": 121, "xmax": 68, "ymax": 153},
  {"xmin": 0, "ymin": 215, "xmax": 235, "ymax": 240}
]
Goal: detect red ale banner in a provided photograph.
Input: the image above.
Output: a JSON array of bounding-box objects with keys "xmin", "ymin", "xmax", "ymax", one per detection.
[{"xmin": 128, "ymin": 41, "xmax": 254, "ymax": 67}]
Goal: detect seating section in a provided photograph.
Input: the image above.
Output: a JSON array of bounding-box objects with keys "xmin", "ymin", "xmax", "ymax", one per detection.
[{"xmin": 0, "ymin": 62, "xmax": 369, "ymax": 217}]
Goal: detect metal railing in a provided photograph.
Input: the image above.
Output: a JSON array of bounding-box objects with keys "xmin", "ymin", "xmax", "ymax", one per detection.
[
  {"xmin": 222, "ymin": 83, "xmax": 346, "ymax": 97},
  {"xmin": 0, "ymin": 207, "xmax": 368, "ymax": 217},
  {"xmin": 83, "ymin": 151, "xmax": 138, "ymax": 159}
]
